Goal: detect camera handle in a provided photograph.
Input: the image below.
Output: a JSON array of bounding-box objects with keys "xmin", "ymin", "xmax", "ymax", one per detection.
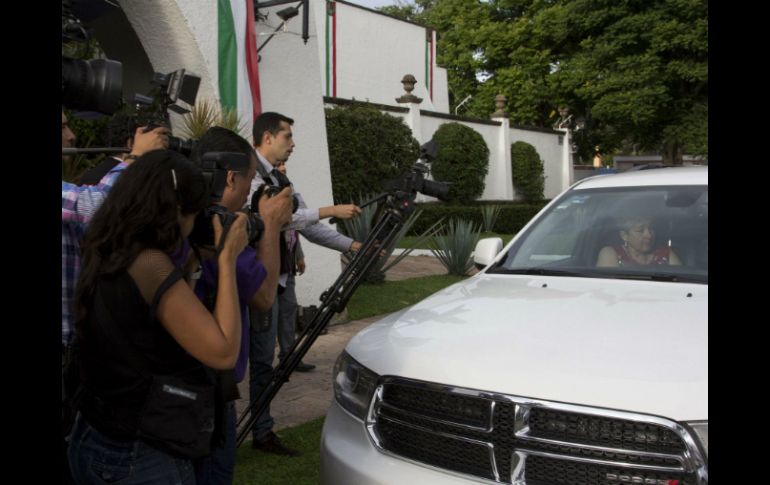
[
  {"xmin": 328, "ymin": 192, "xmax": 388, "ymax": 226},
  {"xmin": 235, "ymin": 191, "xmax": 413, "ymax": 447}
]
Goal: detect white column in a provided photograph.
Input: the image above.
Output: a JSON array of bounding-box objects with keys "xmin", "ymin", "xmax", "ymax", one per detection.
[
  {"xmin": 491, "ymin": 116, "xmax": 513, "ymax": 200},
  {"xmin": 558, "ymin": 128, "xmax": 575, "ymax": 191}
]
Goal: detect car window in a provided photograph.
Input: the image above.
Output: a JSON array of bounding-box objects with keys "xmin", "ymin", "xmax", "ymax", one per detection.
[{"xmin": 491, "ymin": 185, "xmax": 708, "ymax": 283}]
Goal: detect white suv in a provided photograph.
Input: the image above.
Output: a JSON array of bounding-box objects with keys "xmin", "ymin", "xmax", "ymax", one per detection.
[{"xmin": 321, "ymin": 167, "xmax": 708, "ymax": 485}]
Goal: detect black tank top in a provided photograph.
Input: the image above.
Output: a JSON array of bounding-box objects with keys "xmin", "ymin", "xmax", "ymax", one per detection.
[{"xmin": 79, "ymin": 268, "xmax": 206, "ymax": 440}]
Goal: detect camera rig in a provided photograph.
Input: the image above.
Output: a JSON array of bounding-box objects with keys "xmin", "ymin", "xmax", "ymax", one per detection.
[{"xmin": 235, "ymin": 142, "xmax": 448, "ymax": 446}]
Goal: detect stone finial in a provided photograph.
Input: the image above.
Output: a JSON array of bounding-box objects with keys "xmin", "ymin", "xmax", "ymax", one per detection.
[
  {"xmin": 396, "ymin": 74, "xmax": 423, "ymax": 104},
  {"xmin": 491, "ymin": 94, "xmax": 508, "ymax": 118}
]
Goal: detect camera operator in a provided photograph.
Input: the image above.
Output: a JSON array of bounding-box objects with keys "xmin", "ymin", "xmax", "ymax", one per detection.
[
  {"xmin": 247, "ymin": 112, "xmax": 363, "ymax": 456},
  {"xmin": 68, "ymin": 150, "xmax": 248, "ymax": 484},
  {"xmin": 62, "ymin": 112, "xmax": 169, "ymax": 345},
  {"xmin": 188, "ymin": 127, "xmax": 293, "ymax": 485},
  {"xmin": 61, "ymin": 110, "xmax": 169, "ymax": 483}
]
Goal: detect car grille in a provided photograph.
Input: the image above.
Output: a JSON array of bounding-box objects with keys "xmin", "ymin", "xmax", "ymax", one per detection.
[{"xmin": 366, "ymin": 379, "xmax": 707, "ymax": 484}]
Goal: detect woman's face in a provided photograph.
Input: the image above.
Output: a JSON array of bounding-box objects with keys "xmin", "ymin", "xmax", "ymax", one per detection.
[
  {"xmin": 621, "ymin": 220, "xmax": 655, "ymax": 254},
  {"xmin": 179, "ymin": 211, "xmax": 197, "ymax": 239}
]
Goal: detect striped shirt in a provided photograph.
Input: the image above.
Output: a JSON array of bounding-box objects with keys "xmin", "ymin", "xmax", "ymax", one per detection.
[{"xmin": 61, "ymin": 162, "xmax": 127, "ymax": 345}]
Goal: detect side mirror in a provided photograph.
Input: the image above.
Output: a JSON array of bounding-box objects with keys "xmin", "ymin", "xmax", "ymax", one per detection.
[{"xmin": 473, "ymin": 237, "xmax": 503, "ymax": 270}]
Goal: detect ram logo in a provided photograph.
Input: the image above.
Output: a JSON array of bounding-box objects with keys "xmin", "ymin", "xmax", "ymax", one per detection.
[{"xmin": 605, "ymin": 474, "xmax": 680, "ymax": 485}]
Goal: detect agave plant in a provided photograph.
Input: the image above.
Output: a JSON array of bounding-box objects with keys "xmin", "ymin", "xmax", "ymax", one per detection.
[
  {"xmin": 178, "ymin": 99, "xmax": 248, "ymax": 140},
  {"xmin": 339, "ymin": 193, "xmax": 444, "ymax": 283},
  {"xmin": 429, "ymin": 218, "xmax": 482, "ymax": 276},
  {"xmin": 480, "ymin": 204, "xmax": 502, "ymax": 233}
]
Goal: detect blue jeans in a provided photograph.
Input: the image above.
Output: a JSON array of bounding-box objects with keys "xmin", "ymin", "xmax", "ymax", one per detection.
[
  {"xmin": 193, "ymin": 402, "xmax": 236, "ymax": 485},
  {"xmin": 67, "ymin": 413, "xmax": 195, "ymax": 484},
  {"xmin": 277, "ymin": 274, "xmax": 299, "ymax": 362},
  {"xmin": 249, "ymin": 302, "xmax": 279, "ymax": 441}
]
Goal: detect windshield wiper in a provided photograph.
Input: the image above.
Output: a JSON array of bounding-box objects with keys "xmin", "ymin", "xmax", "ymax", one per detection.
[
  {"xmin": 488, "ymin": 268, "xmax": 599, "ymax": 278},
  {"xmin": 604, "ymin": 272, "xmax": 708, "ymax": 284}
]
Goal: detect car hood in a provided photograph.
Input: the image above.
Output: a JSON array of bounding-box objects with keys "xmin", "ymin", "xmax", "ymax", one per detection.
[{"xmin": 347, "ymin": 274, "xmax": 708, "ymax": 421}]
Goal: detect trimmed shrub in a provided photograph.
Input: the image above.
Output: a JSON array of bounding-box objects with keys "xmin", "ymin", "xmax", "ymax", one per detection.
[
  {"xmin": 326, "ymin": 103, "xmax": 419, "ymax": 203},
  {"xmin": 430, "ymin": 123, "xmax": 490, "ymax": 203},
  {"xmin": 407, "ymin": 201, "xmax": 548, "ymax": 236},
  {"xmin": 510, "ymin": 141, "xmax": 545, "ymax": 201}
]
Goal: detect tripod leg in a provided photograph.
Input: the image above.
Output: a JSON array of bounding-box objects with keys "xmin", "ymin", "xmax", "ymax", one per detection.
[{"xmin": 235, "ymin": 209, "xmax": 406, "ymax": 447}]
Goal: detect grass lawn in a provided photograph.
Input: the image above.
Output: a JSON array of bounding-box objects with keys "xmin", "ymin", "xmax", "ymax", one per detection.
[
  {"xmin": 234, "ymin": 417, "xmax": 325, "ymax": 485},
  {"xmin": 397, "ymin": 232, "xmax": 514, "ymax": 249},
  {"xmin": 346, "ymin": 274, "xmax": 467, "ymax": 320}
]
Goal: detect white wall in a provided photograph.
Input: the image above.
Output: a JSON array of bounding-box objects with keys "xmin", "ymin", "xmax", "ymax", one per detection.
[{"xmin": 326, "ymin": 1, "xmax": 448, "ymax": 111}]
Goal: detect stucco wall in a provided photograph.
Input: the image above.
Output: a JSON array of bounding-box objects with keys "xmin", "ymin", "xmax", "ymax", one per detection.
[
  {"xmin": 324, "ymin": 1, "xmax": 448, "ymax": 112},
  {"xmin": 509, "ymin": 128, "xmax": 567, "ymax": 200}
]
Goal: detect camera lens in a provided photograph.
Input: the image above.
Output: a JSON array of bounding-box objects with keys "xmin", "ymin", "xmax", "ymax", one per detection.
[
  {"xmin": 62, "ymin": 57, "xmax": 123, "ymax": 115},
  {"xmin": 420, "ymin": 179, "xmax": 450, "ymax": 201}
]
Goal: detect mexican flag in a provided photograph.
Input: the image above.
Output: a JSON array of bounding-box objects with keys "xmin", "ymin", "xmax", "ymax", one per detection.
[{"xmin": 218, "ymin": 0, "xmax": 262, "ymax": 124}]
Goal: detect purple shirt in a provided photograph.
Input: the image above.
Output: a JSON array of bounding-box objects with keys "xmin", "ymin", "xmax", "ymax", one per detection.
[{"xmin": 195, "ymin": 246, "xmax": 266, "ymax": 382}]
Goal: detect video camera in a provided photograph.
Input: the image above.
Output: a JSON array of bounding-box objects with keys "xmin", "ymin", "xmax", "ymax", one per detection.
[
  {"xmin": 62, "ymin": 0, "xmax": 201, "ymax": 156},
  {"xmin": 249, "ymin": 170, "xmax": 300, "ymax": 216},
  {"xmin": 381, "ymin": 139, "xmax": 449, "ymax": 204},
  {"xmin": 188, "ymin": 152, "xmax": 266, "ymax": 249},
  {"xmin": 132, "ymin": 69, "xmax": 202, "ymax": 156},
  {"xmin": 62, "ymin": 0, "xmax": 122, "ymax": 115}
]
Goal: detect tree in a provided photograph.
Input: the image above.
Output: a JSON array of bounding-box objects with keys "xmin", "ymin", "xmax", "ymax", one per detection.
[{"xmin": 393, "ymin": 0, "xmax": 708, "ymax": 163}]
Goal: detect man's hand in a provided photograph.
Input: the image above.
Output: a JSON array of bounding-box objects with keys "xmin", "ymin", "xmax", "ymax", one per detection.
[
  {"xmin": 259, "ymin": 186, "xmax": 294, "ymax": 228},
  {"xmin": 296, "ymin": 258, "xmax": 306, "ymax": 275},
  {"xmin": 350, "ymin": 241, "xmax": 363, "ymax": 252},
  {"xmin": 127, "ymin": 126, "xmax": 170, "ymax": 161},
  {"xmin": 333, "ymin": 204, "xmax": 362, "ymax": 220}
]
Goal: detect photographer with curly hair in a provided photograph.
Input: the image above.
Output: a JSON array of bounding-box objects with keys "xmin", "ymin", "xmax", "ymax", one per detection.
[{"xmin": 67, "ymin": 150, "xmax": 248, "ymax": 484}]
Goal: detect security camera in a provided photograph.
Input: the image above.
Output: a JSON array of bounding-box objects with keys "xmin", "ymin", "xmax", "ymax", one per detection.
[{"xmin": 276, "ymin": 6, "xmax": 299, "ymax": 21}]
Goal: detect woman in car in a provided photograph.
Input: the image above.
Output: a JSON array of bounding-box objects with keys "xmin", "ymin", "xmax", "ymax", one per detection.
[{"xmin": 596, "ymin": 212, "xmax": 682, "ymax": 267}]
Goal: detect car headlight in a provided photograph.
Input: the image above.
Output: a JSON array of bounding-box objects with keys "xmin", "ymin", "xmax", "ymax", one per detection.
[
  {"xmin": 685, "ymin": 420, "xmax": 708, "ymax": 458},
  {"xmin": 333, "ymin": 350, "xmax": 380, "ymax": 420}
]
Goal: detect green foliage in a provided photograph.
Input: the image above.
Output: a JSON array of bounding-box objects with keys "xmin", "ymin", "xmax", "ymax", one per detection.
[
  {"xmin": 430, "ymin": 218, "xmax": 482, "ymax": 276},
  {"xmin": 178, "ymin": 98, "xmax": 248, "ymax": 140},
  {"xmin": 408, "ymin": 201, "xmax": 547, "ymax": 236},
  {"xmin": 326, "ymin": 103, "xmax": 420, "ymax": 203},
  {"xmin": 409, "ymin": 0, "xmax": 707, "ymax": 162},
  {"xmin": 62, "ymin": 110, "xmax": 112, "ymax": 183},
  {"xmin": 480, "ymin": 204, "xmax": 502, "ymax": 232},
  {"xmin": 347, "ymin": 274, "xmax": 466, "ymax": 320},
  {"xmin": 510, "ymin": 141, "xmax": 545, "ymax": 201},
  {"xmin": 430, "ymin": 123, "xmax": 489, "ymax": 203}
]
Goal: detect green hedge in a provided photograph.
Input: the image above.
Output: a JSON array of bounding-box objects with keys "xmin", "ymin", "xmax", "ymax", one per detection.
[
  {"xmin": 326, "ymin": 103, "xmax": 419, "ymax": 203},
  {"xmin": 407, "ymin": 201, "xmax": 549, "ymax": 236},
  {"xmin": 511, "ymin": 141, "xmax": 545, "ymax": 202},
  {"xmin": 430, "ymin": 123, "xmax": 490, "ymax": 203}
]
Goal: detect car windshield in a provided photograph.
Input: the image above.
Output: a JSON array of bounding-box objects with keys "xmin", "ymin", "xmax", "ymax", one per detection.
[{"xmin": 489, "ymin": 184, "xmax": 708, "ymax": 283}]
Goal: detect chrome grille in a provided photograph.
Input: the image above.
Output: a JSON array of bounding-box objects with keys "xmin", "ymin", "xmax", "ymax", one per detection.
[{"xmin": 366, "ymin": 378, "xmax": 707, "ymax": 485}]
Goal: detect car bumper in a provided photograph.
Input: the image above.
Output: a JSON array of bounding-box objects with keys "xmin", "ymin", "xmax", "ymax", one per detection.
[{"xmin": 320, "ymin": 400, "xmax": 484, "ymax": 485}]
